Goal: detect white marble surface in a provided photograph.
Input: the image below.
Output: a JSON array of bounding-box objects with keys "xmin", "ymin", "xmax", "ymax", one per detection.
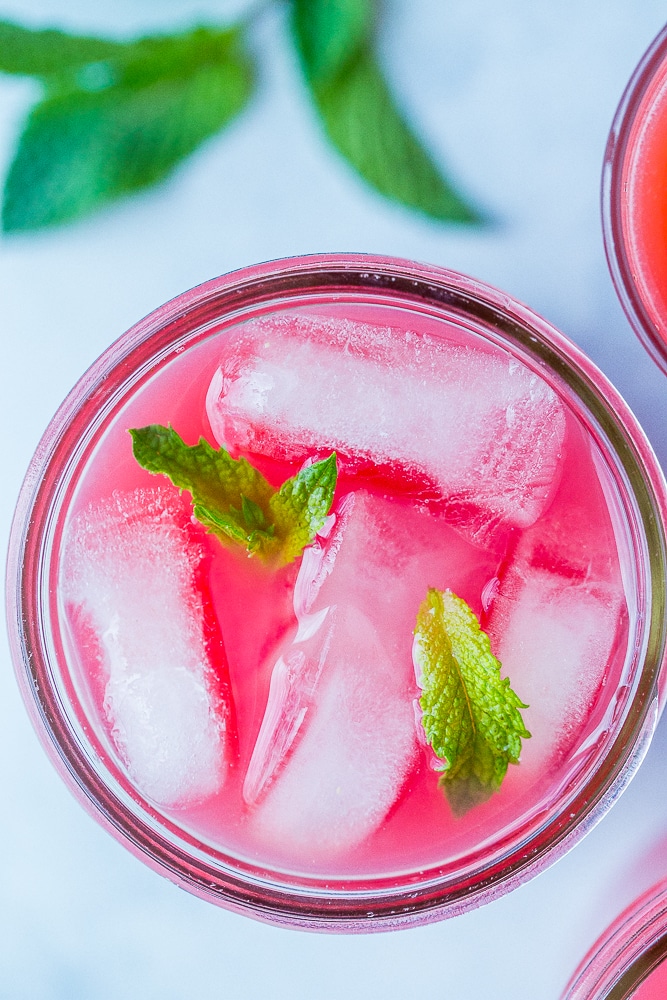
[{"xmin": 2, "ymin": 2, "xmax": 667, "ymax": 997}]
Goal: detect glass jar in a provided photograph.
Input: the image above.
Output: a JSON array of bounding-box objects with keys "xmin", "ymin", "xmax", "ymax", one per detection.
[{"xmin": 6, "ymin": 254, "xmax": 667, "ymax": 930}]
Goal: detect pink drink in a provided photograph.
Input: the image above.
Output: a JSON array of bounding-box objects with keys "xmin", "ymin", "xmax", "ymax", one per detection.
[
  {"xmin": 7, "ymin": 256, "xmax": 667, "ymax": 929},
  {"xmin": 632, "ymin": 960, "xmax": 667, "ymax": 1000},
  {"xmin": 59, "ymin": 308, "xmax": 621, "ymax": 874},
  {"xmin": 603, "ymin": 25, "xmax": 667, "ymax": 373}
]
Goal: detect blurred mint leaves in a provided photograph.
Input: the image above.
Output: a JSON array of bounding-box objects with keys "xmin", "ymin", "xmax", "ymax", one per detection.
[
  {"xmin": 0, "ymin": 2, "xmax": 481, "ymax": 232},
  {"xmin": 0, "ymin": 22, "xmax": 254, "ymax": 230}
]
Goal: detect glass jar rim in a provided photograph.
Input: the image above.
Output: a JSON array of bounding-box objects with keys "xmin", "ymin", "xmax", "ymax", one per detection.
[{"xmin": 7, "ymin": 253, "xmax": 667, "ymax": 930}]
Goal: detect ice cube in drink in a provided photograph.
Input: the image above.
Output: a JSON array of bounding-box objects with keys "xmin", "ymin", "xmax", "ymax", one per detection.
[
  {"xmin": 244, "ymin": 489, "xmax": 500, "ymax": 858},
  {"xmin": 206, "ymin": 311, "xmax": 566, "ymax": 541},
  {"xmin": 62, "ymin": 488, "xmax": 231, "ymax": 808}
]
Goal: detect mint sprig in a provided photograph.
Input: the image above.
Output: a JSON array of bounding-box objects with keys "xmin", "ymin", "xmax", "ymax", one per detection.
[
  {"xmin": 0, "ymin": 5, "xmax": 482, "ymax": 231},
  {"xmin": 130, "ymin": 424, "xmax": 337, "ymax": 565},
  {"xmin": 414, "ymin": 588, "xmax": 530, "ymax": 816}
]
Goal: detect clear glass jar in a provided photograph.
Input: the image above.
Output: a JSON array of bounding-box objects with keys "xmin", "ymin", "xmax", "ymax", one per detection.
[
  {"xmin": 562, "ymin": 879, "xmax": 667, "ymax": 999},
  {"xmin": 602, "ymin": 24, "xmax": 667, "ymax": 374},
  {"xmin": 6, "ymin": 254, "xmax": 667, "ymax": 930}
]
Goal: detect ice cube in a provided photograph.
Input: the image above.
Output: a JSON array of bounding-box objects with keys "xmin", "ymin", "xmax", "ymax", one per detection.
[
  {"xmin": 245, "ymin": 490, "xmax": 500, "ymax": 856},
  {"xmin": 62, "ymin": 489, "xmax": 229, "ymax": 808},
  {"xmin": 251, "ymin": 603, "xmax": 416, "ymax": 857},
  {"xmin": 485, "ymin": 564, "xmax": 624, "ymax": 776},
  {"xmin": 206, "ymin": 312, "xmax": 566, "ymax": 532},
  {"xmin": 512, "ymin": 409, "xmax": 627, "ymax": 589}
]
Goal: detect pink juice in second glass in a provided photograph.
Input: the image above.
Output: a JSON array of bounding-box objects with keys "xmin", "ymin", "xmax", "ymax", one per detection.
[
  {"xmin": 58, "ymin": 300, "xmax": 629, "ymax": 879},
  {"xmin": 630, "ymin": 958, "xmax": 667, "ymax": 1000},
  {"xmin": 604, "ymin": 24, "xmax": 667, "ymax": 371}
]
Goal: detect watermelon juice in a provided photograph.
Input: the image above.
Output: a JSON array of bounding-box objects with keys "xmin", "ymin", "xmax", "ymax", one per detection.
[
  {"xmin": 603, "ymin": 24, "xmax": 667, "ymax": 373},
  {"xmin": 7, "ymin": 256, "xmax": 667, "ymax": 930},
  {"xmin": 632, "ymin": 959, "xmax": 667, "ymax": 1000}
]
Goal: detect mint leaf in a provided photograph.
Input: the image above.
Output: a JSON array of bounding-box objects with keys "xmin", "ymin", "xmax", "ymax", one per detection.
[
  {"xmin": 290, "ymin": 0, "xmax": 375, "ymax": 85},
  {"xmin": 1, "ymin": 24, "xmax": 255, "ymax": 232},
  {"xmin": 290, "ymin": 4, "xmax": 481, "ymax": 225},
  {"xmin": 414, "ymin": 588, "xmax": 530, "ymax": 816},
  {"xmin": 314, "ymin": 49, "xmax": 480, "ymax": 224},
  {"xmin": 0, "ymin": 20, "xmax": 120, "ymax": 77},
  {"xmin": 270, "ymin": 452, "xmax": 338, "ymax": 563},
  {"xmin": 130, "ymin": 424, "xmax": 275, "ymax": 554},
  {"xmin": 130, "ymin": 424, "xmax": 337, "ymax": 564}
]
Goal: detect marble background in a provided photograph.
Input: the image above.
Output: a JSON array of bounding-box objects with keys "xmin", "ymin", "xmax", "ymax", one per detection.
[{"xmin": 2, "ymin": 2, "xmax": 667, "ymax": 997}]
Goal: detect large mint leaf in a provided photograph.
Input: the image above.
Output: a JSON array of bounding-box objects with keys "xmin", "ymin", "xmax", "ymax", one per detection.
[
  {"xmin": 130, "ymin": 424, "xmax": 337, "ymax": 564},
  {"xmin": 414, "ymin": 588, "xmax": 530, "ymax": 816},
  {"xmin": 290, "ymin": 0, "xmax": 375, "ymax": 85},
  {"xmin": 290, "ymin": 4, "xmax": 480, "ymax": 225},
  {"xmin": 1, "ymin": 24, "xmax": 254, "ymax": 232},
  {"xmin": 316, "ymin": 48, "xmax": 480, "ymax": 223}
]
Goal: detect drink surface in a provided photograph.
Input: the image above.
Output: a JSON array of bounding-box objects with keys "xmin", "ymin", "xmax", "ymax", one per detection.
[
  {"xmin": 619, "ymin": 51, "xmax": 667, "ymax": 345},
  {"xmin": 627, "ymin": 951, "xmax": 667, "ymax": 1000},
  {"xmin": 57, "ymin": 302, "xmax": 630, "ymax": 880}
]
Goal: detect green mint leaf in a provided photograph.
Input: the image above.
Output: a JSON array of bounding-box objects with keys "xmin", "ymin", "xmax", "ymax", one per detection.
[
  {"xmin": 130, "ymin": 425, "xmax": 337, "ymax": 564},
  {"xmin": 130, "ymin": 424, "xmax": 274, "ymax": 551},
  {"xmin": 0, "ymin": 20, "xmax": 121, "ymax": 77},
  {"xmin": 1, "ymin": 25, "xmax": 255, "ymax": 232},
  {"xmin": 414, "ymin": 588, "xmax": 530, "ymax": 816},
  {"xmin": 293, "ymin": 22, "xmax": 481, "ymax": 224},
  {"xmin": 290, "ymin": 0, "xmax": 375, "ymax": 85},
  {"xmin": 270, "ymin": 452, "xmax": 338, "ymax": 564}
]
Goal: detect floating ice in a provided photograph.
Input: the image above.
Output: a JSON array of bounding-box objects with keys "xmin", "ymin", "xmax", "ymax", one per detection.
[
  {"xmin": 206, "ymin": 312, "xmax": 566, "ymax": 532},
  {"xmin": 62, "ymin": 489, "xmax": 229, "ymax": 808},
  {"xmin": 250, "ymin": 603, "xmax": 416, "ymax": 857},
  {"xmin": 246, "ymin": 490, "xmax": 498, "ymax": 856},
  {"xmin": 486, "ymin": 564, "xmax": 623, "ymax": 776}
]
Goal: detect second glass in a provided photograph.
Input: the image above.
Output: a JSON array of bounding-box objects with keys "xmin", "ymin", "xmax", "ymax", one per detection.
[{"xmin": 603, "ymin": 23, "xmax": 667, "ymax": 373}]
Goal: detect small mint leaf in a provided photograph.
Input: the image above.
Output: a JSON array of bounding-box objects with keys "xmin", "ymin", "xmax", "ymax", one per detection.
[
  {"xmin": 270, "ymin": 453, "xmax": 338, "ymax": 564},
  {"xmin": 130, "ymin": 425, "xmax": 337, "ymax": 564},
  {"xmin": 414, "ymin": 588, "xmax": 530, "ymax": 816},
  {"xmin": 290, "ymin": 0, "xmax": 375, "ymax": 85},
  {"xmin": 302, "ymin": 44, "xmax": 481, "ymax": 224},
  {"xmin": 2, "ymin": 24, "xmax": 255, "ymax": 231}
]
